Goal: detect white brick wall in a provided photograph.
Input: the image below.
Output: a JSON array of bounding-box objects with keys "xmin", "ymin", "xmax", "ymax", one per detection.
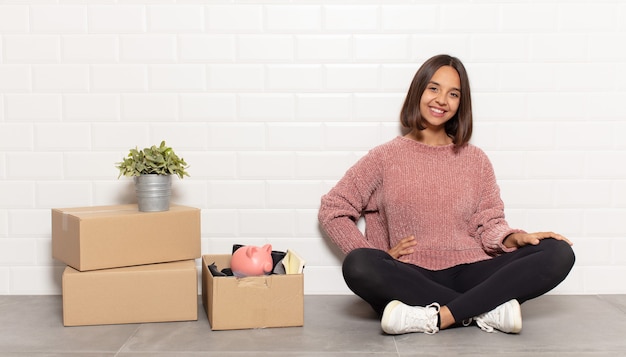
[{"xmin": 1, "ymin": 1, "xmax": 624, "ymax": 296}]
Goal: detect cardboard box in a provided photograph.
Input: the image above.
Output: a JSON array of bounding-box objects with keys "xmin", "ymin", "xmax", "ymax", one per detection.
[
  {"xmin": 62, "ymin": 260, "xmax": 198, "ymax": 326},
  {"xmin": 201, "ymin": 254, "xmax": 304, "ymax": 330},
  {"xmin": 52, "ymin": 204, "xmax": 200, "ymax": 271}
]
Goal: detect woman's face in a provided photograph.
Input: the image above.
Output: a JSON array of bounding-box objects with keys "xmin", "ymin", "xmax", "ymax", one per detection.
[{"xmin": 419, "ymin": 65, "xmax": 461, "ymax": 129}]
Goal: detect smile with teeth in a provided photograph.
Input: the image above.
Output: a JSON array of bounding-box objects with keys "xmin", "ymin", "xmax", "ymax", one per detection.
[{"xmin": 430, "ymin": 107, "xmax": 445, "ymax": 114}]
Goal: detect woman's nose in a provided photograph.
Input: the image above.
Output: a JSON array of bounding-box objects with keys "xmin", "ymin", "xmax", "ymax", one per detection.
[{"xmin": 435, "ymin": 93, "xmax": 447, "ymax": 106}]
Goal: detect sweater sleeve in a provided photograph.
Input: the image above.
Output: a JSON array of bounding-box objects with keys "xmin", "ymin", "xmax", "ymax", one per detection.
[
  {"xmin": 318, "ymin": 151, "xmax": 383, "ymax": 255},
  {"xmin": 468, "ymin": 152, "xmax": 524, "ymax": 255}
]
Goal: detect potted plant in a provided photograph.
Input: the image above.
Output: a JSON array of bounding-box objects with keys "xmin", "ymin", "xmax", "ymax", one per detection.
[{"xmin": 116, "ymin": 141, "xmax": 189, "ymax": 212}]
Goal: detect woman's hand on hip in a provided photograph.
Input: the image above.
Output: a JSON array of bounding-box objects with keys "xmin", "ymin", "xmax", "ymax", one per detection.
[{"xmin": 388, "ymin": 235, "xmax": 417, "ymax": 262}]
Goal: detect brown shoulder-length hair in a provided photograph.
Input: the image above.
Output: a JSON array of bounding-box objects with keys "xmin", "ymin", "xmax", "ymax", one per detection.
[{"xmin": 400, "ymin": 54, "xmax": 473, "ymax": 147}]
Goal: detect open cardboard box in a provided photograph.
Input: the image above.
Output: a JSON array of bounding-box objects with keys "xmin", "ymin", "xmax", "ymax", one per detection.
[
  {"xmin": 52, "ymin": 204, "xmax": 200, "ymax": 271},
  {"xmin": 62, "ymin": 260, "xmax": 198, "ymax": 327},
  {"xmin": 201, "ymin": 254, "xmax": 304, "ymax": 330}
]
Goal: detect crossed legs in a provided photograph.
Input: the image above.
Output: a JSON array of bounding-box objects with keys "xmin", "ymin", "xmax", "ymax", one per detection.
[{"xmin": 342, "ymin": 239, "xmax": 575, "ymax": 329}]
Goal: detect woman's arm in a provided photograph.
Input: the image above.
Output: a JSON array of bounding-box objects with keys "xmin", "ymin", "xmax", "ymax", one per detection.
[
  {"xmin": 469, "ymin": 151, "xmax": 524, "ymax": 254},
  {"xmin": 318, "ymin": 152, "xmax": 383, "ymax": 254}
]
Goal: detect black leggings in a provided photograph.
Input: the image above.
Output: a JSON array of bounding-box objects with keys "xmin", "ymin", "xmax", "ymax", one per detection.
[{"xmin": 342, "ymin": 239, "xmax": 575, "ymax": 321}]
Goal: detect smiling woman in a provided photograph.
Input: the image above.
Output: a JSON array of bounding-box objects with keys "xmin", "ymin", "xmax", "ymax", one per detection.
[{"xmin": 318, "ymin": 54, "xmax": 575, "ymax": 336}]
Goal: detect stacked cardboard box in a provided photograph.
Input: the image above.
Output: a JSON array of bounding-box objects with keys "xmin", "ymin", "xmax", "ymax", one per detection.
[{"xmin": 52, "ymin": 204, "xmax": 201, "ymax": 326}]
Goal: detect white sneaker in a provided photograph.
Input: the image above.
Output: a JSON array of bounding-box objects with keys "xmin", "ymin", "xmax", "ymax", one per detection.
[
  {"xmin": 475, "ymin": 299, "xmax": 522, "ymax": 333},
  {"xmin": 381, "ymin": 300, "xmax": 440, "ymax": 335}
]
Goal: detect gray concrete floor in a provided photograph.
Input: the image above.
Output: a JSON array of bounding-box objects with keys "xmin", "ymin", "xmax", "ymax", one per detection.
[{"xmin": 0, "ymin": 294, "xmax": 625, "ymax": 356}]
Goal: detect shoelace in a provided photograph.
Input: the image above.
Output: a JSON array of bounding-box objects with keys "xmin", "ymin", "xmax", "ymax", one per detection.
[
  {"xmin": 475, "ymin": 310, "xmax": 498, "ymax": 332},
  {"xmin": 406, "ymin": 302, "xmax": 441, "ymax": 334}
]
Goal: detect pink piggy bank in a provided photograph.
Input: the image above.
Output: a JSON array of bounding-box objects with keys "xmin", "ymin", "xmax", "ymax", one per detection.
[{"xmin": 231, "ymin": 244, "xmax": 273, "ymax": 277}]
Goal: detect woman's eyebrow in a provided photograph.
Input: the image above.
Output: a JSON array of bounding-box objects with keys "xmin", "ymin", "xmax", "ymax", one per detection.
[{"xmin": 429, "ymin": 81, "xmax": 461, "ymax": 92}]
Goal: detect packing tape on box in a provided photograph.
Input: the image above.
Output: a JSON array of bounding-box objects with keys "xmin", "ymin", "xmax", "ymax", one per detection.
[
  {"xmin": 236, "ymin": 277, "xmax": 270, "ymax": 288},
  {"xmin": 61, "ymin": 208, "xmax": 138, "ymax": 231},
  {"xmin": 64, "ymin": 208, "xmax": 137, "ymax": 216}
]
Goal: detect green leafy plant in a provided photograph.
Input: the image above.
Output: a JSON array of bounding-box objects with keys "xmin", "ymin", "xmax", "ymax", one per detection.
[{"xmin": 116, "ymin": 141, "xmax": 190, "ymax": 179}]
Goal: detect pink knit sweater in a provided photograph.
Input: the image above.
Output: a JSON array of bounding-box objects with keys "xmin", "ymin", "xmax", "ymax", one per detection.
[{"xmin": 318, "ymin": 136, "xmax": 523, "ymax": 270}]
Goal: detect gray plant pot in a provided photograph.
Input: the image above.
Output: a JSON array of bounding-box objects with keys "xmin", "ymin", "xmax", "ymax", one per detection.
[{"xmin": 134, "ymin": 174, "xmax": 172, "ymax": 212}]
